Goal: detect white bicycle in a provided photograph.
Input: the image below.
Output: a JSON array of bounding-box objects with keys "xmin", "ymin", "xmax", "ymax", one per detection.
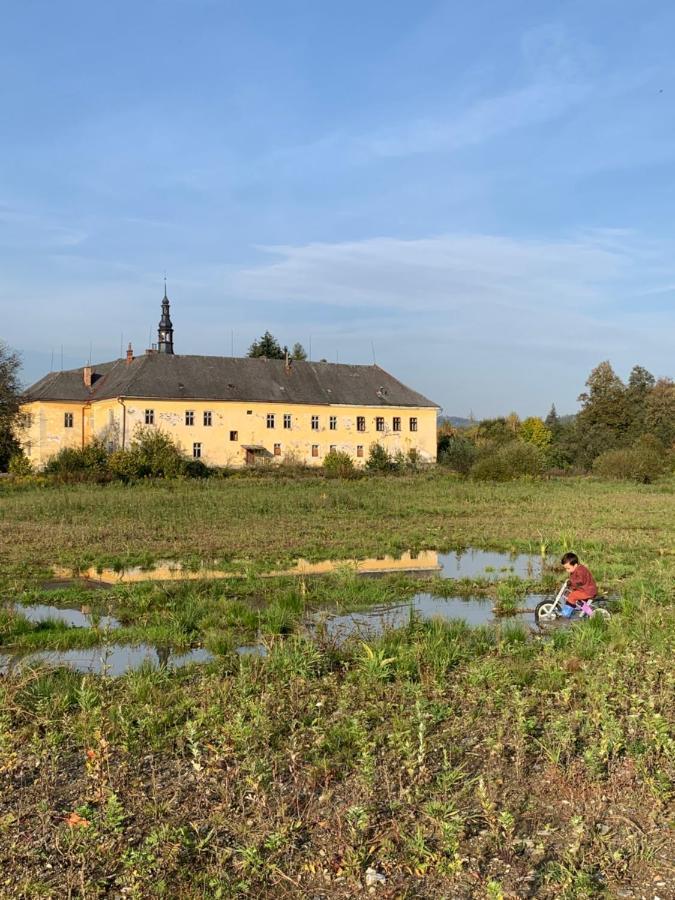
[{"xmin": 534, "ymin": 580, "xmax": 612, "ymax": 628}]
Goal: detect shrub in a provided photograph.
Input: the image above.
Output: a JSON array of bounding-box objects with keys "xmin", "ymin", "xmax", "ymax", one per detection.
[
  {"xmin": 438, "ymin": 436, "xmax": 478, "ymax": 474},
  {"xmin": 471, "ymin": 442, "xmax": 546, "ymax": 481},
  {"xmin": 123, "ymin": 427, "xmax": 189, "ymax": 479},
  {"xmin": 43, "ymin": 439, "xmax": 110, "ymax": 481},
  {"xmin": 323, "ymin": 450, "xmax": 355, "ymax": 479},
  {"xmin": 183, "ymin": 458, "xmax": 211, "ymax": 479},
  {"xmin": 593, "ymin": 436, "xmax": 668, "ymax": 483},
  {"xmin": 406, "ymin": 447, "xmax": 422, "ymax": 471},
  {"xmin": 365, "ymin": 443, "xmax": 395, "ymax": 472},
  {"xmin": 8, "ymin": 452, "xmax": 33, "ymax": 476}
]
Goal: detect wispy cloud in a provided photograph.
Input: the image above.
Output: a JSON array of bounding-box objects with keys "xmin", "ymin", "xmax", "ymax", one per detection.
[
  {"xmin": 0, "ymin": 206, "xmax": 87, "ymax": 249},
  {"xmin": 227, "ymin": 230, "xmax": 675, "ymax": 360},
  {"xmin": 352, "ymin": 81, "xmax": 589, "ymax": 160}
]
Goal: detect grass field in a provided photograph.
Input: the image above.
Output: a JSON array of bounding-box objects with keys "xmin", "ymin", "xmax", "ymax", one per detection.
[{"xmin": 0, "ymin": 473, "xmax": 673, "ymax": 897}]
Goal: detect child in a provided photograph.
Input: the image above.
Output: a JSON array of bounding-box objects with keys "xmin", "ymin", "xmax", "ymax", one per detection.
[{"xmin": 560, "ymin": 552, "xmax": 598, "ymax": 618}]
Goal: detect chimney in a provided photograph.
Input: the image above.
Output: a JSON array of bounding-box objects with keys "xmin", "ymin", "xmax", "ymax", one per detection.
[
  {"xmin": 285, "ymin": 349, "xmax": 292, "ymax": 374},
  {"xmin": 126, "ymin": 342, "xmax": 134, "ymax": 364},
  {"xmin": 83, "ymin": 365, "xmax": 93, "ymax": 388}
]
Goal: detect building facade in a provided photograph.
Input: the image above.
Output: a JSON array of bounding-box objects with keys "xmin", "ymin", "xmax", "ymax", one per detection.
[{"xmin": 19, "ymin": 295, "xmax": 439, "ymax": 469}]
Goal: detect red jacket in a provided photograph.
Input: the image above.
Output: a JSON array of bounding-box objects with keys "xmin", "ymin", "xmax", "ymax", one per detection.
[{"xmin": 567, "ymin": 564, "xmax": 597, "ymax": 601}]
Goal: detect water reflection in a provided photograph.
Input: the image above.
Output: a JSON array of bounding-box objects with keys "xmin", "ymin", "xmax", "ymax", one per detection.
[
  {"xmin": 52, "ymin": 548, "xmax": 546, "ymax": 585},
  {"xmin": 308, "ymin": 592, "xmax": 539, "ymax": 642},
  {"xmin": 0, "ymin": 645, "xmax": 213, "ymax": 676},
  {"xmin": 11, "ymin": 602, "xmax": 120, "ymax": 630}
]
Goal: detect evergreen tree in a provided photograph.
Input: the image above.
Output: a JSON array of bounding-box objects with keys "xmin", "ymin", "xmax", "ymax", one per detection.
[
  {"xmin": 247, "ymin": 331, "xmax": 285, "ymax": 359},
  {"xmin": 544, "ymin": 403, "xmax": 560, "ymax": 436},
  {"xmin": 291, "ymin": 342, "xmax": 308, "ymax": 361},
  {"xmin": 0, "ymin": 341, "xmax": 24, "ymax": 470}
]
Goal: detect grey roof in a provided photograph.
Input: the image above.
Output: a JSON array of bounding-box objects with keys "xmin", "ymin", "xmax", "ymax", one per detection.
[{"xmin": 23, "ymin": 354, "xmax": 439, "ymax": 409}]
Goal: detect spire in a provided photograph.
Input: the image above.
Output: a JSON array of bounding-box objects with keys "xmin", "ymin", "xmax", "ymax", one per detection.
[{"xmin": 157, "ymin": 282, "xmax": 174, "ymax": 354}]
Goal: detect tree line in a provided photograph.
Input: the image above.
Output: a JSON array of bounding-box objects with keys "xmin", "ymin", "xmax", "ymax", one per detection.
[{"xmin": 438, "ymin": 361, "xmax": 674, "ymax": 482}]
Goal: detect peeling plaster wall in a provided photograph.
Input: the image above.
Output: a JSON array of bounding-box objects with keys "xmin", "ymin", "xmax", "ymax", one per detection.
[{"xmin": 19, "ymin": 399, "xmax": 438, "ymax": 469}]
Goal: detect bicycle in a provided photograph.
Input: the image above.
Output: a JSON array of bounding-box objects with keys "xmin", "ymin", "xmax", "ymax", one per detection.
[{"xmin": 534, "ymin": 580, "xmax": 612, "ymax": 628}]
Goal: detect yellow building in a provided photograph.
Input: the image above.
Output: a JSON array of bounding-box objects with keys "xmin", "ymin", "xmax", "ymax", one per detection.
[{"xmin": 19, "ymin": 293, "xmax": 440, "ymax": 469}]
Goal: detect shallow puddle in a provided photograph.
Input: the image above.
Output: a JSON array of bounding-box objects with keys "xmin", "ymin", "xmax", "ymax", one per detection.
[
  {"xmin": 0, "ymin": 645, "xmax": 213, "ymax": 676},
  {"xmin": 11, "ymin": 603, "xmax": 120, "ymax": 631},
  {"xmin": 437, "ymin": 550, "xmax": 544, "ymax": 580},
  {"xmin": 308, "ymin": 592, "xmax": 542, "ymax": 642},
  {"xmin": 236, "ymin": 644, "xmax": 268, "ymax": 657},
  {"xmin": 52, "ymin": 548, "xmax": 546, "ymax": 585}
]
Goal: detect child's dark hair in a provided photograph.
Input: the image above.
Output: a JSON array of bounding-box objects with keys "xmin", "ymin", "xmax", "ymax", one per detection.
[{"xmin": 561, "ymin": 552, "xmax": 579, "ymax": 566}]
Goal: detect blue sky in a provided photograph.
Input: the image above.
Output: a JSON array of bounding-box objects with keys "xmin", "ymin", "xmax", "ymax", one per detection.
[{"xmin": 1, "ymin": 0, "xmax": 674, "ymax": 417}]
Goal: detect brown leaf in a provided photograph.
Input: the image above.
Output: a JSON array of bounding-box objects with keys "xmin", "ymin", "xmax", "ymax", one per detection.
[{"xmin": 66, "ymin": 812, "xmax": 91, "ymax": 828}]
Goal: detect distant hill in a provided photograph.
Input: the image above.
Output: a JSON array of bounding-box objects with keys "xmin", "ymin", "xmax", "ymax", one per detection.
[{"xmin": 438, "ymin": 415, "xmax": 473, "ymax": 429}]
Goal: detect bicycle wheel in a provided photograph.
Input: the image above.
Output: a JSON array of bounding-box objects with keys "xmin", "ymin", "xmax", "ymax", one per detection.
[
  {"xmin": 535, "ymin": 600, "xmax": 558, "ymax": 627},
  {"xmin": 591, "ymin": 604, "xmax": 611, "ymax": 622}
]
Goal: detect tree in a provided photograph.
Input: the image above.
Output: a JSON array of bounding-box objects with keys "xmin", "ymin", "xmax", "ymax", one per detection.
[
  {"xmin": 0, "ymin": 341, "xmax": 24, "ymax": 471},
  {"xmin": 575, "ymin": 361, "xmax": 629, "ymax": 466},
  {"xmin": 520, "ymin": 417, "xmax": 553, "ymax": 452},
  {"xmin": 645, "ymin": 378, "xmax": 675, "ymax": 447},
  {"xmin": 626, "ymin": 365, "xmax": 656, "ymax": 440},
  {"xmin": 544, "ymin": 404, "xmax": 560, "ymax": 437},
  {"xmin": 476, "ymin": 418, "xmax": 516, "ymax": 448},
  {"xmin": 291, "ymin": 342, "xmax": 307, "ymax": 361},
  {"xmin": 247, "ymin": 331, "xmax": 285, "ymax": 359},
  {"xmin": 506, "ymin": 411, "xmax": 521, "ymax": 435}
]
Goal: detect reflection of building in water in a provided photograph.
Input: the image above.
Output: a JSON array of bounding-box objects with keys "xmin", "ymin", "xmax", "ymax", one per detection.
[
  {"xmin": 290, "ymin": 550, "xmax": 440, "ymax": 575},
  {"xmin": 53, "ymin": 550, "xmax": 441, "ymax": 585}
]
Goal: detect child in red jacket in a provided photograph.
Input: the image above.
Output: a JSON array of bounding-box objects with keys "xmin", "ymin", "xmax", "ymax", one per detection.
[{"xmin": 560, "ymin": 552, "xmax": 598, "ymax": 618}]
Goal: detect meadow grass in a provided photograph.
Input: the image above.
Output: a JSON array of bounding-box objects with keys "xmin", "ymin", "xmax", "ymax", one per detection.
[
  {"xmin": 0, "ymin": 474, "xmax": 673, "ymax": 897},
  {"xmin": 0, "ymin": 473, "xmax": 673, "ymax": 575}
]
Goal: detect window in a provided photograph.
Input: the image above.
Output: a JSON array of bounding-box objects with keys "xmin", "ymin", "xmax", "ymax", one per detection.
[
  {"xmin": 64, "ymin": 412, "xmax": 74, "ymax": 428},
  {"xmin": 25, "ymin": 442, "xmax": 32, "ymax": 457},
  {"xmin": 145, "ymin": 409, "xmax": 154, "ymax": 425},
  {"xmin": 230, "ymin": 430, "xmax": 238, "ymax": 441},
  {"xmin": 311, "ymin": 444, "xmax": 319, "ymax": 457},
  {"xmin": 376, "ymin": 416, "xmax": 385, "ymax": 432},
  {"xmin": 329, "ymin": 444, "xmax": 337, "ymax": 453},
  {"xmin": 274, "ymin": 443, "xmax": 281, "ymax": 456},
  {"xmin": 409, "ymin": 417, "xmax": 418, "ymax": 432},
  {"xmin": 357, "ymin": 416, "xmax": 366, "ymax": 432},
  {"xmin": 185, "ymin": 410, "xmax": 194, "ymax": 426},
  {"xmin": 193, "ymin": 442, "xmax": 202, "ymax": 459},
  {"xmin": 393, "ymin": 416, "xmax": 401, "ymax": 432},
  {"xmin": 329, "ymin": 415, "xmax": 337, "ymax": 430},
  {"xmin": 357, "ymin": 445, "xmax": 364, "ymax": 458},
  {"xmin": 246, "ymin": 410, "xmax": 252, "ymax": 415},
  {"xmin": 283, "ymin": 413, "xmax": 292, "ymax": 429},
  {"xmin": 267, "ymin": 413, "xmax": 275, "ymax": 429},
  {"xmin": 203, "ymin": 411, "xmax": 212, "ymax": 426},
  {"xmin": 311, "ymin": 415, "xmax": 319, "ymax": 430}
]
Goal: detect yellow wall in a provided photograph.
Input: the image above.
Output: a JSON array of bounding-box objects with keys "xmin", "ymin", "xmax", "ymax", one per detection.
[
  {"xmin": 20, "ymin": 397, "xmax": 438, "ymax": 469},
  {"xmin": 19, "ymin": 400, "xmax": 87, "ymax": 468}
]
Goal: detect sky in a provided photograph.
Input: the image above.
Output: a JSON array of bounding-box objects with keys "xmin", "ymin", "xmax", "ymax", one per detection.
[{"xmin": 1, "ymin": 0, "xmax": 674, "ymax": 418}]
